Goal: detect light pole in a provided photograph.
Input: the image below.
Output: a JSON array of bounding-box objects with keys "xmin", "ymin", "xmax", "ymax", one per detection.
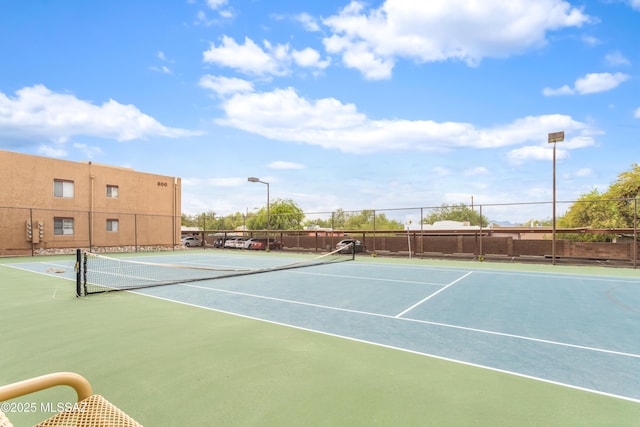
[
  {"xmin": 548, "ymin": 131, "xmax": 564, "ymax": 265},
  {"xmin": 247, "ymin": 177, "xmax": 270, "ymax": 250}
]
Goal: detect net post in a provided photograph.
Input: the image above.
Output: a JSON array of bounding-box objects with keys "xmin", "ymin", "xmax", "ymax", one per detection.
[
  {"xmin": 83, "ymin": 252, "xmax": 88, "ymax": 296},
  {"xmin": 351, "ymin": 242, "xmax": 356, "ymax": 260},
  {"xmin": 75, "ymin": 249, "xmax": 82, "ymax": 297}
]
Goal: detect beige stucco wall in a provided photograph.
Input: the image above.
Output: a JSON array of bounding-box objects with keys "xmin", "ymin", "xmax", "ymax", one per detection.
[{"xmin": 0, "ymin": 150, "xmax": 181, "ymax": 251}]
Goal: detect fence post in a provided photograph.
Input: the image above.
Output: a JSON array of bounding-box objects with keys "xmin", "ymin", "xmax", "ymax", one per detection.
[
  {"xmin": 479, "ymin": 205, "xmax": 483, "ymax": 259},
  {"xmin": 134, "ymin": 214, "xmax": 138, "ymax": 253},
  {"xmin": 634, "ymin": 198, "xmax": 638, "ymax": 269}
]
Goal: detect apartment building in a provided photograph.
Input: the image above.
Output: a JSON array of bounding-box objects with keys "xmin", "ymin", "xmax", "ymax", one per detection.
[{"xmin": 0, "ymin": 150, "xmax": 181, "ymax": 254}]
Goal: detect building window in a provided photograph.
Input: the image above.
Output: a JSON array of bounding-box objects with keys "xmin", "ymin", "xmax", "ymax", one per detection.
[
  {"xmin": 106, "ymin": 219, "xmax": 119, "ymax": 232},
  {"xmin": 53, "ymin": 218, "xmax": 74, "ymax": 235},
  {"xmin": 106, "ymin": 185, "xmax": 119, "ymax": 198},
  {"xmin": 53, "ymin": 180, "xmax": 74, "ymax": 198}
]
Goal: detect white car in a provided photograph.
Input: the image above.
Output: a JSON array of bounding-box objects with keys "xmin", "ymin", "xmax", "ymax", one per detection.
[{"xmin": 181, "ymin": 236, "xmax": 203, "ymax": 247}]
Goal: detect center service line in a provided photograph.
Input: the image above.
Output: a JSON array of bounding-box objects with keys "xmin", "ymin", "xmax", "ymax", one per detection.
[{"xmin": 395, "ymin": 271, "xmax": 474, "ymax": 318}]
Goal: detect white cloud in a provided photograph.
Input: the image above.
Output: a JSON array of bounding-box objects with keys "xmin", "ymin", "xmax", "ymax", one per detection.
[
  {"xmin": 215, "ymin": 87, "xmax": 597, "ymax": 155},
  {"xmin": 268, "ymin": 161, "xmax": 304, "ymax": 170},
  {"xmin": 0, "ymin": 85, "xmax": 200, "ymax": 144},
  {"xmin": 543, "ymin": 72, "xmax": 629, "ymax": 96},
  {"xmin": 634, "ymin": 107, "xmax": 640, "ymax": 118},
  {"xmin": 37, "ymin": 145, "xmax": 67, "ymax": 158},
  {"xmin": 203, "ymin": 36, "xmax": 331, "ymax": 76},
  {"xmin": 507, "ymin": 145, "xmax": 568, "ymax": 164},
  {"xmin": 203, "ymin": 36, "xmax": 289, "ymax": 77},
  {"xmin": 206, "ymin": 0, "xmax": 233, "ymax": 18},
  {"xmin": 296, "ymin": 13, "xmax": 320, "ymax": 32},
  {"xmin": 199, "ymin": 75, "xmax": 254, "ymax": 96},
  {"xmin": 196, "ymin": 1, "xmax": 233, "ymax": 27},
  {"xmin": 72, "ymin": 143, "xmax": 103, "ymax": 159},
  {"xmin": 291, "ymin": 48, "xmax": 330, "ymax": 69},
  {"xmin": 543, "ymin": 85, "xmax": 574, "ymax": 96},
  {"xmin": 605, "ymin": 51, "xmax": 631, "ymax": 66},
  {"xmin": 207, "ymin": 0, "xmax": 227, "ymax": 9},
  {"xmin": 574, "ymin": 72, "xmax": 629, "ymax": 94},
  {"xmin": 321, "ymin": 0, "xmax": 592, "ymax": 79},
  {"xmin": 630, "ymin": 0, "xmax": 640, "ymax": 11},
  {"xmin": 150, "ymin": 65, "xmax": 172, "ymax": 74}
]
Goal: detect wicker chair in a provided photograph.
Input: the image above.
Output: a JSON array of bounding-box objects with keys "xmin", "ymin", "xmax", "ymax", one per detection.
[{"xmin": 0, "ymin": 372, "xmax": 142, "ymax": 427}]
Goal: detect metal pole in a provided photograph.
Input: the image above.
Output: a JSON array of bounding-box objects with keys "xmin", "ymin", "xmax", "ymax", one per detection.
[
  {"xmin": 479, "ymin": 205, "xmax": 483, "ymax": 259},
  {"xmin": 266, "ymin": 182, "xmax": 270, "ymax": 252},
  {"xmin": 552, "ymin": 142, "xmax": 557, "ymax": 265},
  {"xmin": 634, "ymin": 197, "xmax": 637, "ymax": 269},
  {"xmin": 548, "ymin": 131, "xmax": 564, "ymax": 265}
]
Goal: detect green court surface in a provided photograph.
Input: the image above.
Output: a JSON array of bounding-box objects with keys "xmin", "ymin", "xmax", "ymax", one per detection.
[{"xmin": 1, "ymin": 253, "xmax": 639, "ymax": 426}]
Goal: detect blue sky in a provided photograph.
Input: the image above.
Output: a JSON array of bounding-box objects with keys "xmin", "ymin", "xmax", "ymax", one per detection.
[{"xmin": 1, "ymin": 0, "xmax": 639, "ymax": 224}]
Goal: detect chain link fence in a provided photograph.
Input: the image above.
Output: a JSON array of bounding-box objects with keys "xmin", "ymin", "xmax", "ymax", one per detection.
[{"xmin": 3, "ymin": 199, "xmax": 638, "ymax": 266}]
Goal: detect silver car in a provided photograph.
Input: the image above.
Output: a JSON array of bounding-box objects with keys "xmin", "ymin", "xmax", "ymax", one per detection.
[{"xmin": 181, "ymin": 236, "xmax": 203, "ymax": 247}]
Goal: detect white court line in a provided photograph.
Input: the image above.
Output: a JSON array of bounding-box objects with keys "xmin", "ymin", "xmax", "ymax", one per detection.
[
  {"xmin": 289, "ymin": 270, "xmax": 444, "ymax": 286},
  {"xmin": 179, "ymin": 282, "xmax": 640, "ymax": 360},
  {"xmin": 140, "ymin": 287, "xmax": 640, "ymax": 404},
  {"xmin": 394, "ymin": 271, "xmax": 473, "ymax": 318}
]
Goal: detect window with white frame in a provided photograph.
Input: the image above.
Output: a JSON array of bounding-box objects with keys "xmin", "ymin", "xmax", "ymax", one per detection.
[
  {"xmin": 106, "ymin": 219, "xmax": 119, "ymax": 232},
  {"xmin": 53, "ymin": 218, "xmax": 74, "ymax": 235},
  {"xmin": 106, "ymin": 185, "xmax": 119, "ymax": 198},
  {"xmin": 53, "ymin": 180, "xmax": 74, "ymax": 198}
]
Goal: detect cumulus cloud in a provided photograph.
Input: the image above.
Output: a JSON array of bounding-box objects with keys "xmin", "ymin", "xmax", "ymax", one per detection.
[
  {"xmin": 543, "ymin": 72, "xmax": 629, "ymax": 95},
  {"xmin": 291, "ymin": 47, "xmax": 331, "ymax": 69},
  {"xmin": 635, "ymin": 107, "xmax": 640, "ymax": 118},
  {"xmin": 203, "ymin": 36, "xmax": 289, "ymax": 77},
  {"xmin": 203, "ymin": 36, "xmax": 330, "ymax": 77},
  {"xmin": 321, "ymin": 0, "xmax": 592, "ymax": 79},
  {"xmin": 0, "ymin": 85, "xmax": 200, "ymax": 146},
  {"xmin": 296, "ymin": 13, "xmax": 321, "ymax": 32},
  {"xmin": 215, "ymin": 87, "xmax": 596, "ymax": 157},
  {"xmin": 199, "ymin": 75, "xmax": 254, "ymax": 96}
]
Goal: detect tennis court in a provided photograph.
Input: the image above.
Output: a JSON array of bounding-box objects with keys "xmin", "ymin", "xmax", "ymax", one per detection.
[{"xmin": 2, "ymin": 251, "xmax": 640, "ymax": 426}]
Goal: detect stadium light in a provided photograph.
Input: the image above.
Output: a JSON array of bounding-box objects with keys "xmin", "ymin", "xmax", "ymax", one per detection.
[
  {"xmin": 247, "ymin": 177, "xmax": 270, "ymax": 251},
  {"xmin": 548, "ymin": 131, "xmax": 564, "ymax": 265}
]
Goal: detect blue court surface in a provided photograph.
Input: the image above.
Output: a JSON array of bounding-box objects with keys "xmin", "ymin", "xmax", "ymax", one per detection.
[{"xmin": 9, "ymin": 252, "xmax": 640, "ymax": 403}]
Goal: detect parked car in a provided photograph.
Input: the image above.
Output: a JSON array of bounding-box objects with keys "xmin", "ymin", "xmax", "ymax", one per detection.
[
  {"xmin": 214, "ymin": 236, "xmax": 238, "ymax": 248},
  {"xmin": 224, "ymin": 237, "xmax": 250, "ymax": 249},
  {"xmin": 223, "ymin": 237, "xmax": 239, "ymax": 248},
  {"xmin": 241, "ymin": 238, "xmax": 262, "ymax": 249},
  {"xmin": 336, "ymin": 239, "xmax": 364, "ymax": 253},
  {"xmin": 247, "ymin": 238, "xmax": 283, "ymax": 250},
  {"xmin": 181, "ymin": 236, "xmax": 203, "ymax": 247}
]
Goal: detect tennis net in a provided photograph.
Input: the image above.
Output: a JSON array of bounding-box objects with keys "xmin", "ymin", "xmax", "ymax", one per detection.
[{"xmin": 76, "ymin": 244, "xmax": 355, "ymax": 296}]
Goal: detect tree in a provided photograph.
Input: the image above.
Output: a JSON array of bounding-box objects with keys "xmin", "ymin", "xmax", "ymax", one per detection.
[
  {"xmin": 302, "ymin": 209, "xmax": 404, "ymax": 230},
  {"xmin": 216, "ymin": 212, "xmax": 246, "ymax": 230},
  {"xmin": 558, "ymin": 164, "xmax": 640, "ymax": 241},
  {"xmin": 246, "ymin": 198, "xmax": 304, "ymax": 230},
  {"xmin": 422, "ymin": 203, "xmax": 489, "ymax": 227},
  {"xmin": 343, "ymin": 210, "xmax": 404, "ymax": 230}
]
